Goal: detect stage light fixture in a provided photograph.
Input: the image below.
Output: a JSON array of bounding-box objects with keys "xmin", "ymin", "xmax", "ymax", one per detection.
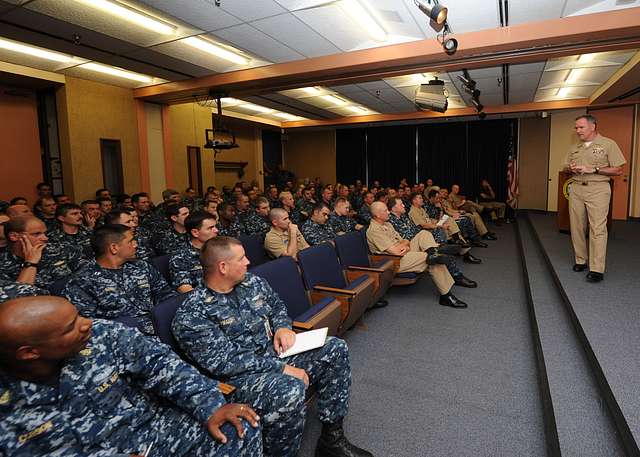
[
  {"xmin": 415, "ymin": 77, "xmax": 448, "ymax": 113},
  {"xmin": 457, "ymin": 71, "xmax": 475, "ymax": 89},
  {"xmin": 471, "ymin": 98, "xmax": 483, "ymax": 112},
  {"xmin": 442, "ymin": 36, "xmax": 458, "ymax": 55},
  {"xmin": 414, "ymin": 0, "xmax": 448, "ymax": 25}
]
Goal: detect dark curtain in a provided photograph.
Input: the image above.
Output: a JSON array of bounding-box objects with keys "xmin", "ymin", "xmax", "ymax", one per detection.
[
  {"xmin": 336, "ymin": 128, "xmax": 366, "ymax": 184},
  {"xmin": 366, "ymin": 125, "xmax": 416, "ymax": 187},
  {"xmin": 262, "ymin": 130, "xmax": 282, "ymax": 188},
  {"xmin": 418, "ymin": 119, "xmax": 516, "ymax": 200}
]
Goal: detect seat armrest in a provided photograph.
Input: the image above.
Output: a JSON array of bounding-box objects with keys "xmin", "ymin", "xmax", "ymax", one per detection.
[
  {"xmin": 219, "ymin": 382, "xmax": 236, "ymax": 396},
  {"xmin": 347, "ymin": 266, "xmax": 385, "ymax": 273},
  {"xmin": 313, "ymin": 285, "xmax": 357, "ymax": 296},
  {"xmin": 292, "ymin": 321, "xmax": 314, "ymax": 331}
]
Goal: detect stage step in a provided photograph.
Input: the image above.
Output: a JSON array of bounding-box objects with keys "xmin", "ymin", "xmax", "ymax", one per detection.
[{"xmin": 516, "ymin": 216, "xmax": 625, "ymax": 457}]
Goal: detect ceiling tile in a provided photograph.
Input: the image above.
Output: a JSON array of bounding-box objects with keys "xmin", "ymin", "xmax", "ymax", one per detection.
[
  {"xmin": 508, "ymin": 91, "xmax": 535, "ymax": 104},
  {"xmin": 509, "ymin": 73, "xmax": 542, "ymax": 92},
  {"xmin": 251, "ymin": 12, "xmax": 341, "ymax": 57},
  {"xmin": 219, "ymin": 0, "xmax": 286, "ymax": 22},
  {"xmin": 509, "ymin": 62, "xmax": 546, "ymax": 75},
  {"xmin": 215, "ymin": 24, "xmax": 304, "ymax": 63},
  {"xmin": 565, "ymin": 0, "xmax": 640, "ymax": 16},
  {"xmin": 293, "ymin": 4, "xmax": 368, "ymax": 52},
  {"xmin": 480, "ymin": 93, "xmax": 503, "ymax": 106},
  {"xmin": 357, "ymin": 80, "xmax": 392, "ymax": 91},
  {"xmin": 122, "ymin": 47, "xmax": 214, "ymax": 79},
  {"xmin": 403, "ymin": 0, "xmax": 500, "ymax": 36},
  {"xmin": 508, "ymin": 0, "xmax": 564, "ymax": 25},
  {"xmin": 137, "ymin": 0, "xmax": 241, "ymax": 31},
  {"xmin": 329, "ymin": 84, "xmax": 364, "ymax": 94}
]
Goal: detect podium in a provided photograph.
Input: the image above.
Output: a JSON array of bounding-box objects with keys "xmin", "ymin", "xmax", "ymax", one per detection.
[{"xmin": 557, "ymin": 171, "xmax": 613, "ymax": 233}]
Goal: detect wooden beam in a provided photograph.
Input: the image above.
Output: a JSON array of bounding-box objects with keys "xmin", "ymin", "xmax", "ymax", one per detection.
[
  {"xmin": 281, "ymin": 99, "xmax": 592, "ymax": 129},
  {"xmin": 134, "ymin": 8, "xmax": 640, "ymax": 103}
]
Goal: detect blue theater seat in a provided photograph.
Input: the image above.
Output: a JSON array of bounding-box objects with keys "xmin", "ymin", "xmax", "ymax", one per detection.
[
  {"xmin": 240, "ymin": 234, "xmax": 271, "ymax": 268},
  {"xmin": 252, "ymin": 256, "xmax": 342, "ymax": 336},
  {"xmin": 151, "ymin": 254, "xmax": 171, "ymax": 283},
  {"xmin": 297, "ymin": 243, "xmax": 375, "ymax": 332}
]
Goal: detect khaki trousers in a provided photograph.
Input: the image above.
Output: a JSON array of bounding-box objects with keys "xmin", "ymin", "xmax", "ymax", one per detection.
[
  {"xmin": 569, "ymin": 181, "xmax": 611, "ymax": 273},
  {"xmin": 461, "ymin": 201, "xmax": 484, "ymax": 214},
  {"xmin": 481, "ymin": 201, "xmax": 506, "ymax": 219},
  {"xmin": 398, "ymin": 231, "xmax": 454, "ymax": 295},
  {"xmin": 444, "ymin": 219, "xmax": 461, "ymax": 238},
  {"xmin": 467, "ymin": 212, "xmax": 488, "ymax": 236}
]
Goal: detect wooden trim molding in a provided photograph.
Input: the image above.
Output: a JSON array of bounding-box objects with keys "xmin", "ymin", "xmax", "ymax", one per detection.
[{"xmin": 135, "ymin": 99, "xmax": 150, "ymax": 193}]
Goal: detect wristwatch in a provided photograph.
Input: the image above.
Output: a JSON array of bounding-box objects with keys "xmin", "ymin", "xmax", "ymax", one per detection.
[
  {"xmin": 22, "ymin": 261, "xmax": 39, "ymax": 269},
  {"xmin": 594, "ymin": 167, "xmax": 600, "ymax": 174}
]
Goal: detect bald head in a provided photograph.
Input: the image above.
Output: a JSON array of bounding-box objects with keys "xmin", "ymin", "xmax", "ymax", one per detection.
[
  {"xmin": 6, "ymin": 204, "xmax": 32, "ymax": 218},
  {"xmin": 370, "ymin": 201, "xmax": 387, "ymax": 218},
  {"xmin": 0, "ymin": 296, "xmax": 91, "ymax": 366},
  {"xmin": 269, "ymin": 208, "xmax": 287, "ymax": 222}
]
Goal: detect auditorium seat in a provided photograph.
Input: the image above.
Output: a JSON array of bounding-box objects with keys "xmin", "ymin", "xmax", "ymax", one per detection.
[
  {"xmin": 297, "ymin": 243, "xmax": 375, "ymax": 332},
  {"xmin": 334, "ymin": 231, "xmax": 394, "ymax": 306},
  {"xmin": 251, "ymin": 256, "xmax": 342, "ymax": 336},
  {"xmin": 48, "ymin": 276, "xmax": 72, "ymax": 296},
  {"xmin": 240, "ymin": 234, "xmax": 271, "ymax": 268},
  {"xmin": 151, "ymin": 293, "xmax": 235, "ymax": 396},
  {"xmin": 151, "ymin": 254, "xmax": 171, "ymax": 283}
]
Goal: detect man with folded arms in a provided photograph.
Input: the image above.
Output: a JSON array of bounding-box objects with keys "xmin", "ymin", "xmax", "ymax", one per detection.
[
  {"xmin": 172, "ymin": 236, "xmax": 372, "ymax": 457},
  {"xmin": 367, "ymin": 202, "xmax": 468, "ymax": 308},
  {"xmin": 0, "ymin": 295, "xmax": 261, "ymax": 457}
]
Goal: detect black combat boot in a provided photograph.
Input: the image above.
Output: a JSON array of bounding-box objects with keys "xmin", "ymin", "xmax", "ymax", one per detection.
[
  {"xmin": 426, "ymin": 247, "xmax": 449, "ymax": 265},
  {"xmin": 315, "ymin": 419, "xmax": 373, "ymax": 457}
]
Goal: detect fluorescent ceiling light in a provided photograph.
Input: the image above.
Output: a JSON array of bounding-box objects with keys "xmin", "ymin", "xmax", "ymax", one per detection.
[
  {"xmin": 75, "ymin": 0, "xmax": 175, "ymax": 35},
  {"xmin": 578, "ymin": 53, "xmax": 596, "ymax": 64},
  {"xmin": 274, "ymin": 112, "xmax": 305, "ymax": 121},
  {"xmin": 565, "ymin": 68, "xmax": 583, "ymax": 84},
  {"xmin": 183, "ymin": 36, "xmax": 249, "ymax": 65},
  {"xmin": 556, "ymin": 87, "xmax": 571, "ymax": 98},
  {"xmin": 238, "ymin": 103, "xmax": 273, "ymax": 114},
  {"xmin": 346, "ymin": 105, "xmax": 369, "ymax": 114},
  {"xmin": 220, "ymin": 97, "xmax": 243, "ymax": 106},
  {"xmin": 0, "ymin": 37, "xmax": 76, "ymax": 63},
  {"xmin": 321, "ymin": 94, "xmax": 348, "ymax": 106},
  {"xmin": 80, "ymin": 62, "xmax": 152, "ymax": 83},
  {"xmin": 301, "ymin": 86, "xmax": 323, "ymax": 95},
  {"xmin": 339, "ymin": 0, "xmax": 387, "ymax": 42}
]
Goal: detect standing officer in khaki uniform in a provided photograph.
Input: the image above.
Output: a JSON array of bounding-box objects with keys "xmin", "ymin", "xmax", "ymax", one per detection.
[{"xmin": 563, "ymin": 114, "xmax": 625, "ymax": 282}]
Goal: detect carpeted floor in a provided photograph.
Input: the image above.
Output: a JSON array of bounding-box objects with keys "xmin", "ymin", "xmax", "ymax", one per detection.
[
  {"xmin": 298, "ymin": 223, "xmax": 546, "ymax": 457},
  {"xmin": 528, "ymin": 212, "xmax": 640, "ymax": 449}
]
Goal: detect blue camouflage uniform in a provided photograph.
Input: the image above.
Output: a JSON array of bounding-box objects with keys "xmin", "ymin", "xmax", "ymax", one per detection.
[
  {"xmin": 300, "ymin": 220, "xmax": 335, "ymax": 246},
  {"xmin": 242, "ymin": 211, "xmax": 271, "ymax": 240},
  {"xmin": 172, "ymin": 274, "xmax": 352, "ymax": 457},
  {"xmin": 0, "ymin": 280, "xmax": 48, "ymax": 303},
  {"xmin": 169, "ymin": 243, "xmax": 203, "ymax": 290},
  {"xmin": 134, "ymin": 232, "xmax": 156, "ymax": 262},
  {"xmin": 217, "ymin": 219, "xmax": 244, "ymax": 238},
  {"xmin": 357, "ymin": 203, "xmax": 372, "ymax": 225},
  {"xmin": 0, "ymin": 320, "xmax": 261, "ymax": 457},
  {"xmin": 295, "ymin": 199, "xmax": 314, "ymax": 220},
  {"xmin": 328, "ymin": 213, "xmax": 358, "ymax": 234},
  {"xmin": 389, "ymin": 214, "xmax": 463, "ymax": 278},
  {"xmin": 425, "ymin": 201, "xmax": 480, "ymax": 241},
  {"xmin": 289, "ymin": 207, "xmax": 304, "ymax": 225},
  {"xmin": 152, "ymin": 227, "xmax": 190, "ymax": 256},
  {"xmin": 47, "ymin": 226, "xmax": 94, "ymax": 259},
  {"xmin": 63, "ymin": 260, "xmax": 177, "ymax": 334},
  {"xmin": 237, "ymin": 210, "xmax": 252, "ymax": 230},
  {"xmin": 0, "ymin": 244, "xmax": 86, "ymax": 289},
  {"xmin": 40, "ymin": 217, "xmax": 58, "ymax": 233}
]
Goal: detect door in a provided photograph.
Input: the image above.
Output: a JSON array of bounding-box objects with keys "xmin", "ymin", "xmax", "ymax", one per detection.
[
  {"xmin": 100, "ymin": 139, "xmax": 124, "ymax": 194},
  {"xmin": 187, "ymin": 146, "xmax": 203, "ymax": 195},
  {"xmin": 588, "ymin": 106, "xmax": 633, "ymax": 220}
]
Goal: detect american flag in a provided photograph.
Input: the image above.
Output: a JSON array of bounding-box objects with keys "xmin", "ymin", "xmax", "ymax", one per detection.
[{"xmin": 506, "ymin": 127, "xmax": 518, "ymax": 209}]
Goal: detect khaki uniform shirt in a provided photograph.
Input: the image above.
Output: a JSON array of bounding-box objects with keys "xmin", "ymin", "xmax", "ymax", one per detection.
[
  {"xmin": 408, "ymin": 205, "xmax": 433, "ymax": 227},
  {"xmin": 448, "ymin": 193, "xmax": 464, "ymax": 208},
  {"xmin": 366, "ymin": 219, "xmax": 404, "ymax": 254},
  {"xmin": 564, "ymin": 134, "xmax": 626, "ymax": 183},
  {"xmin": 264, "ymin": 227, "xmax": 309, "ymax": 258}
]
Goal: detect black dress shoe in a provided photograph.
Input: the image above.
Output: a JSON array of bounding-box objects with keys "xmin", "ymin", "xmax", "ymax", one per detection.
[
  {"xmin": 437, "ymin": 244, "xmax": 462, "ymax": 256},
  {"xmin": 472, "ymin": 240, "xmax": 489, "ymax": 248},
  {"xmin": 453, "ymin": 238, "xmax": 471, "ymax": 248},
  {"xmin": 586, "ymin": 271, "xmax": 604, "ymax": 282},
  {"xmin": 573, "ymin": 263, "xmax": 587, "ymax": 272},
  {"xmin": 454, "ymin": 275, "xmax": 478, "ymax": 288},
  {"xmin": 482, "ymin": 233, "xmax": 497, "ymax": 241},
  {"xmin": 463, "ymin": 253, "xmax": 482, "ymax": 264},
  {"xmin": 370, "ymin": 299, "xmax": 389, "ymax": 309},
  {"xmin": 439, "ymin": 293, "xmax": 468, "ymax": 308}
]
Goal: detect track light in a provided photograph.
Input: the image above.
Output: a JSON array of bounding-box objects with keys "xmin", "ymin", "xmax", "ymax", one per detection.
[
  {"xmin": 442, "ymin": 36, "xmax": 457, "ymax": 55},
  {"xmin": 414, "ymin": 0, "xmax": 448, "ymax": 25},
  {"xmin": 471, "ymin": 98, "xmax": 483, "ymax": 112},
  {"xmin": 457, "ymin": 72, "xmax": 475, "ymax": 90}
]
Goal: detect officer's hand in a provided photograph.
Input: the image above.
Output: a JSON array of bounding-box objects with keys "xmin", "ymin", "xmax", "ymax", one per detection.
[
  {"xmin": 274, "ymin": 327, "xmax": 296, "ymax": 355},
  {"xmin": 207, "ymin": 404, "xmax": 260, "ymax": 444},
  {"xmin": 283, "ymin": 364, "xmax": 310, "ymax": 387},
  {"xmin": 84, "ymin": 213, "xmax": 96, "ymax": 229},
  {"xmin": 20, "ymin": 235, "xmax": 45, "ymax": 264},
  {"xmin": 289, "ymin": 223, "xmax": 299, "ymax": 233}
]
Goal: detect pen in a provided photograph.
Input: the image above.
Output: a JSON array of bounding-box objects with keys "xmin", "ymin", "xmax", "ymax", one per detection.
[{"xmin": 143, "ymin": 441, "xmax": 154, "ymax": 457}]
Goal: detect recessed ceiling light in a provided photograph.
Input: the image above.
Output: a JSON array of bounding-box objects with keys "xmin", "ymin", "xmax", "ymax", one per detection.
[
  {"xmin": 183, "ymin": 36, "xmax": 249, "ymax": 65},
  {"xmin": 556, "ymin": 87, "xmax": 571, "ymax": 98},
  {"xmin": 578, "ymin": 53, "xmax": 596, "ymax": 64},
  {"xmin": 346, "ymin": 105, "xmax": 369, "ymax": 114},
  {"xmin": 80, "ymin": 62, "xmax": 153, "ymax": 83},
  {"xmin": 74, "ymin": 0, "xmax": 175, "ymax": 35},
  {"xmin": 220, "ymin": 97, "xmax": 243, "ymax": 106},
  {"xmin": 274, "ymin": 112, "xmax": 305, "ymax": 121},
  {"xmin": 238, "ymin": 103, "xmax": 273, "ymax": 114},
  {"xmin": 301, "ymin": 86, "xmax": 323, "ymax": 96},
  {"xmin": 320, "ymin": 94, "xmax": 348, "ymax": 106},
  {"xmin": 565, "ymin": 68, "xmax": 583, "ymax": 84},
  {"xmin": 339, "ymin": 0, "xmax": 387, "ymax": 42},
  {"xmin": 0, "ymin": 37, "xmax": 77, "ymax": 63}
]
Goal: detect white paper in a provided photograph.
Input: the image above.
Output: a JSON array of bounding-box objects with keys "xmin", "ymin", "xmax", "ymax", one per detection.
[
  {"xmin": 278, "ymin": 327, "xmax": 328, "ymax": 358},
  {"xmin": 436, "ymin": 214, "xmax": 450, "ymax": 227}
]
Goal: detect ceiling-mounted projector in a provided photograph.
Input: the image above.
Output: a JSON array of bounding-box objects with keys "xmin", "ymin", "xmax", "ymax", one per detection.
[{"xmin": 415, "ymin": 78, "xmax": 448, "ymax": 113}]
